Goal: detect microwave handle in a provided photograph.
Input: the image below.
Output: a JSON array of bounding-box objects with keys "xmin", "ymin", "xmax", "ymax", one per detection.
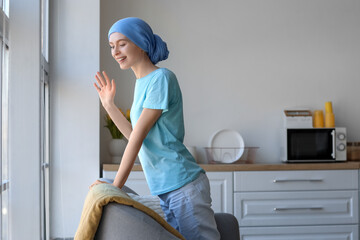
[{"xmin": 331, "ymin": 130, "xmax": 335, "ymax": 159}]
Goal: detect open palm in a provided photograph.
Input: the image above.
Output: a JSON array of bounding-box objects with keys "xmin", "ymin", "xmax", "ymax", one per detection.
[{"xmin": 94, "ymin": 71, "xmax": 116, "ymax": 108}]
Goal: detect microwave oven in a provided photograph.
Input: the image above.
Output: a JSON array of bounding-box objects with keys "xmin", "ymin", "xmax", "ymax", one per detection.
[{"xmin": 282, "ymin": 127, "xmax": 347, "ymax": 162}]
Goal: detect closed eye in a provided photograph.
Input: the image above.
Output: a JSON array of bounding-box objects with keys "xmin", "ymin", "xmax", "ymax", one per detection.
[{"xmin": 109, "ymin": 42, "xmax": 126, "ymax": 49}]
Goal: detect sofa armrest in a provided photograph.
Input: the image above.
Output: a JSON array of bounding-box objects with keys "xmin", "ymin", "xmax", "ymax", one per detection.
[{"xmin": 215, "ymin": 213, "xmax": 240, "ymax": 240}]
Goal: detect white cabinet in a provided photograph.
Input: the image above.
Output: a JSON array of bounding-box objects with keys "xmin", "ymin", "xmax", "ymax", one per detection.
[
  {"xmin": 103, "ymin": 167, "xmax": 360, "ymax": 239},
  {"xmin": 103, "ymin": 170, "xmax": 233, "ymax": 214},
  {"xmin": 206, "ymin": 172, "xmax": 233, "ymax": 214},
  {"xmin": 234, "ymin": 170, "xmax": 359, "ymax": 239}
]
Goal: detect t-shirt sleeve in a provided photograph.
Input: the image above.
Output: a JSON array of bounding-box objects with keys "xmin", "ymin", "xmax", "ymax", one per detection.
[{"xmin": 143, "ymin": 72, "xmax": 170, "ymax": 112}]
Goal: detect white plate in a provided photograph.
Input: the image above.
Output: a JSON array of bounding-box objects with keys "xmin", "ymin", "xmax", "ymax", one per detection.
[{"xmin": 209, "ymin": 129, "xmax": 245, "ymax": 163}]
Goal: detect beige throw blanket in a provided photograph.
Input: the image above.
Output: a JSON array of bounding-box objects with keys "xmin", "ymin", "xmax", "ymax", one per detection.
[{"xmin": 74, "ymin": 184, "xmax": 184, "ymax": 240}]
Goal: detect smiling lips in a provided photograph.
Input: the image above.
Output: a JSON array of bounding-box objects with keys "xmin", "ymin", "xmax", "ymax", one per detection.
[{"xmin": 116, "ymin": 56, "xmax": 126, "ymax": 63}]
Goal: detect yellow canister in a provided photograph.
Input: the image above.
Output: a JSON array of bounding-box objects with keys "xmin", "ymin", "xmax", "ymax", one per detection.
[
  {"xmin": 325, "ymin": 101, "xmax": 333, "ymax": 113},
  {"xmin": 313, "ymin": 110, "xmax": 324, "ymax": 128},
  {"xmin": 325, "ymin": 112, "xmax": 335, "ymax": 128},
  {"xmin": 324, "ymin": 101, "xmax": 335, "ymax": 127}
]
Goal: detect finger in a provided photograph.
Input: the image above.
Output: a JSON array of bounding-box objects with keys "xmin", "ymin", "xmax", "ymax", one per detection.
[
  {"xmin": 103, "ymin": 71, "xmax": 111, "ymax": 88},
  {"xmin": 102, "ymin": 71, "xmax": 110, "ymax": 81},
  {"xmin": 93, "ymin": 83, "xmax": 101, "ymax": 93},
  {"xmin": 96, "ymin": 73, "xmax": 105, "ymax": 87},
  {"xmin": 96, "ymin": 72, "xmax": 106, "ymax": 87},
  {"xmin": 95, "ymin": 74, "xmax": 104, "ymax": 88},
  {"xmin": 111, "ymin": 79, "xmax": 116, "ymax": 94},
  {"xmin": 94, "ymin": 180, "xmax": 105, "ymax": 185},
  {"xmin": 89, "ymin": 181, "xmax": 99, "ymax": 189}
]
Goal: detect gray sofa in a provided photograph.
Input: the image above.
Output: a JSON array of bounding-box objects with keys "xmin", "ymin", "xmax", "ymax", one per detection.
[{"xmin": 95, "ymin": 186, "xmax": 240, "ymax": 240}]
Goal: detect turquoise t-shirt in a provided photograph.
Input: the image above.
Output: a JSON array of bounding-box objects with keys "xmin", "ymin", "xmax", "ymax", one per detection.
[{"xmin": 130, "ymin": 68, "xmax": 204, "ymax": 195}]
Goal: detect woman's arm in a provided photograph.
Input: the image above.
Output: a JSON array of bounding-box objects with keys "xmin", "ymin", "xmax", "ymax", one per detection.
[
  {"xmin": 104, "ymin": 103, "xmax": 132, "ymax": 140},
  {"xmin": 94, "ymin": 71, "xmax": 132, "ymax": 139},
  {"xmin": 89, "ymin": 108, "xmax": 161, "ymax": 189},
  {"xmin": 112, "ymin": 108, "xmax": 162, "ymax": 189}
]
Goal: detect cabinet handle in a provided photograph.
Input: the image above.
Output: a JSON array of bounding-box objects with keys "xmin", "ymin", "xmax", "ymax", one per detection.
[
  {"xmin": 273, "ymin": 207, "xmax": 323, "ymax": 211},
  {"xmin": 273, "ymin": 179, "xmax": 323, "ymax": 183}
]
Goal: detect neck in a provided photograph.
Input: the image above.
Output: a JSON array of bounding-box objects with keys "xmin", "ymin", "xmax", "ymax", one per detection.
[{"xmin": 131, "ymin": 56, "xmax": 159, "ymax": 79}]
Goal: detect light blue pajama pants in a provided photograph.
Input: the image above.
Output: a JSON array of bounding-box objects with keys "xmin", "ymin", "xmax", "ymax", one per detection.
[{"xmin": 158, "ymin": 173, "xmax": 221, "ymax": 240}]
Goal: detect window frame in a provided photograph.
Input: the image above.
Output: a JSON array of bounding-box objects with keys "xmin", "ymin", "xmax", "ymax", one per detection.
[{"xmin": 0, "ymin": 2, "xmax": 10, "ymax": 239}]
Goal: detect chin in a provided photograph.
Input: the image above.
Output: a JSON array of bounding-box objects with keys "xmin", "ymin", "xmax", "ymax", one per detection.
[{"xmin": 119, "ymin": 64, "xmax": 131, "ymax": 70}]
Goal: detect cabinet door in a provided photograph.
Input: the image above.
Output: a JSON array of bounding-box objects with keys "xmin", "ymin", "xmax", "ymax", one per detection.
[
  {"xmin": 240, "ymin": 225, "xmax": 358, "ymax": 240},
  {"xmin": 207, "ymin": 172, "xmax": 233, "ymax": 214}
]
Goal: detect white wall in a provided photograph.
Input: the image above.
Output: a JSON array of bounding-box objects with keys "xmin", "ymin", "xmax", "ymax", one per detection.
[
  {"xmin": 9, "ymin": 0, "xmax": 41, "ymax": 239},
  {"xmin": 50, "ymin": 0, "xmax": 100, "ymax": 238},
  {"xmin": 100, "ymin": 0, "xmax": 360, "ymax": 163}
]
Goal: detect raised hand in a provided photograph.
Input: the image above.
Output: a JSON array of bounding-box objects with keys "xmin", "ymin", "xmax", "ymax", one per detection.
[{"xmin": 94, "ymin": 71, "xmax": 116, "ymax": 109}]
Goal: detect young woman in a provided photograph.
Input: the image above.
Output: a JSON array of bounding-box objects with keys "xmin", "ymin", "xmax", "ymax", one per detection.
[{"xmin": 91, "ymin": 17, "xmax": 220, "ymax": 240}]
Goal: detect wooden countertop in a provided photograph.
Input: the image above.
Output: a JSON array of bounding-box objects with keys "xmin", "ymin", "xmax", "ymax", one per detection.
[{"xmin": 103, "ymin": 161, "xmax": 360, "ymax": 172}]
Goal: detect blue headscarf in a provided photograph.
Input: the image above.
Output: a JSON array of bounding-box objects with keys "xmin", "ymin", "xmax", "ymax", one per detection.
[{"xmin": 108, "ymin": 17, "xmax": 169, "ymax": 65}]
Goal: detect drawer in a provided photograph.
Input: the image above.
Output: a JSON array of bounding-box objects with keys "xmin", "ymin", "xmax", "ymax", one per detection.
[
  {"xmin": 240, "ymin": 225, "xmax": 359, "ymax": 240},
  {"xmin": 234, "ymin": 170, "xmax": 358, "ymax": 192},
  {"xmin": 234, "ymin": 190, "xmax": 358, "ymax": 227}
]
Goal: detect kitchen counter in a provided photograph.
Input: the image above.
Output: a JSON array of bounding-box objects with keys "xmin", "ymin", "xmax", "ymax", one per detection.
[{"xmin": 103, "ymin": 161, "xmax": 360, "ymax": 172}]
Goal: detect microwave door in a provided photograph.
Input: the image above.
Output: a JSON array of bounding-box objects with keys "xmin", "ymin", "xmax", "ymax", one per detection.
[{"xmin": 287, "ymin": 129, "xmax": 334, "ymax": 161}]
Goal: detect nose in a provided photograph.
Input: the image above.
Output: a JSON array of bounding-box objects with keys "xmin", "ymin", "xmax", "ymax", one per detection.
[{"xmin": 112, "ymin": 45, "xmax": 120, "ymax": 57}]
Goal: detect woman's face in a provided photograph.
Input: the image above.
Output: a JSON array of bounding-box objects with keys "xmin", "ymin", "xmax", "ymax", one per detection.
[{"xmin": 109, "ymin": 32, "xmax": 145, "ymax": 70}]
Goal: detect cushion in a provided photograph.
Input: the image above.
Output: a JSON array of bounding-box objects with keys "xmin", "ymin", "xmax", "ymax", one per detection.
[{"xmin": 128, "ymin": 193, "xmax": 166, "ymax": 219}]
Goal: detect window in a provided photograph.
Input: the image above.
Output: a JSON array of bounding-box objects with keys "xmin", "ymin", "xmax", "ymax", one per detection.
[
  {"xmin": 40, "ymin": 0, "xmax": 50, "ymax": 239},
  {"xmin": 0, "ymin": 0, "xmax": 9, "ymax": 239}
]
